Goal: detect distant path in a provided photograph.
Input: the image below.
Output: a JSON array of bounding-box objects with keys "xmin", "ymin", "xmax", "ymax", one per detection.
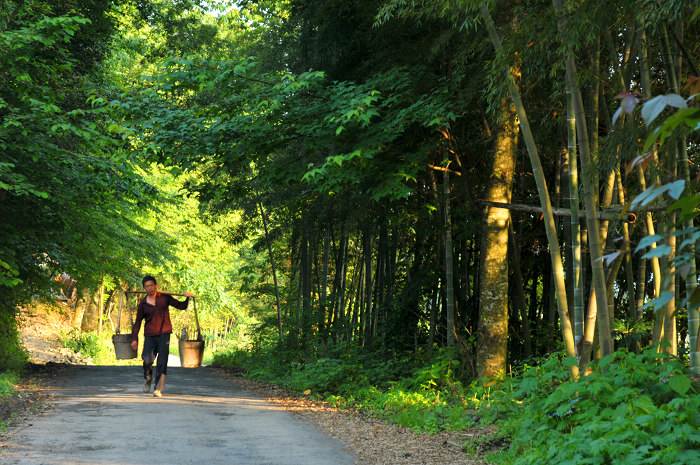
[{"xmin": 1, "ymin": 366, "xmax": 358, "ymax": 465}]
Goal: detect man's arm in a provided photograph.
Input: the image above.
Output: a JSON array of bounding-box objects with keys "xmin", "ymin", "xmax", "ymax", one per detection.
[{"xmin": 167, "ymin": 291, "xmax": 193, "ymax": 310}]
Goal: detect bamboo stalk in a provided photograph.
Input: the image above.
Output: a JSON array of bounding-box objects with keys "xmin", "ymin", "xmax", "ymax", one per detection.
[
  {"xmin": 566, "ymin": 87, "xmax": 584, "ymax": 357},
  {"xmin": 552, "ymin": 0, "xmax": 613, "ymax": 358}
]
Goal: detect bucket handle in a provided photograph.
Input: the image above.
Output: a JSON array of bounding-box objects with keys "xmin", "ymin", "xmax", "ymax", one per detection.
[
  {"xmin": 180, "ymin": 296, "xmax": 202, "ymax": 341},
  {"xmin": 193, "ymin": 297, "xmax": 202, "ymax": 341},
  {"xmin": 115, "ymin": 291, "xmax": 124, "ymax": 335}
]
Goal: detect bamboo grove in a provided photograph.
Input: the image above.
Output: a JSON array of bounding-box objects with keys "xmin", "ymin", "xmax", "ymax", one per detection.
[{"xmin": 2, "ymin": 0, "xmax": 700, "ymax": 378}]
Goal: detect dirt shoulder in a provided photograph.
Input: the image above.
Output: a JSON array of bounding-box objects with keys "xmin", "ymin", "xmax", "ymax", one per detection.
[
  {"xmin": 218, "ymin": 372, "xmax": 500, "ymax": 465},
  {"xmin": 1, "ymin": 302, "xmax": 83, "ymax": 431}
]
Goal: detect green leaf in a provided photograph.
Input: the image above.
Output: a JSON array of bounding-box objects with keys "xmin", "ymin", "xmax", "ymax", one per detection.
[
  {"xmin": 641, "ymin": 244, "xmax": 672, "ymax": 259},
  {"xmin": 666, "ymin": 180, "xmax": 686, "ymax": 200},
  {"xmin": 668, "ymin": 375, "xmax": 691, "ymax": 395},
  {"xmin": 635, "ymin": 234, "xmax": 663, "ymax": 252},
  {"xmin": 688, "ymin": 286, "xmax": 700, "ymax": 309},
  {"xmin": 642, "ymin": 94, "xmax": 687, "ymax": 126},
  {"xmin": 667, "ymin": 194, "xmax": 700, "ymax": 220},
  {"xmin": 643, "ymin": 291, "xmax": 674, "ymax": 310}
]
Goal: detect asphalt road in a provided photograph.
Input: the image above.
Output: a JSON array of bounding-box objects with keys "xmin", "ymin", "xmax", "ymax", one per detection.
[{"xmin": 1, "ymin": 365, "xmax": 358, "ymax": 465}]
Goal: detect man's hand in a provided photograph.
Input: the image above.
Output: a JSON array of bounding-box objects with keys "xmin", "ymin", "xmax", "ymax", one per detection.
[
  {"xmin": 131, "ymin": 340, "xmax": 137, "ymax": 350},
  {"xmin": 184, "ymin": 291, "xmax": 194, "ymax": 297}
]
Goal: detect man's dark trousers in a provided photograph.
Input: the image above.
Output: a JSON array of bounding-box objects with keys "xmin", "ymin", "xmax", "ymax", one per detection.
[{"xmin": 142, "ymin": 333, "xmax": 170, "ymax": 388}]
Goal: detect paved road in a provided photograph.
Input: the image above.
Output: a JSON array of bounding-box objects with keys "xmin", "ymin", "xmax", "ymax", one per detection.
[{"xmin": 1, "ymin": 366, "xmax": 358, "ymax": 465}]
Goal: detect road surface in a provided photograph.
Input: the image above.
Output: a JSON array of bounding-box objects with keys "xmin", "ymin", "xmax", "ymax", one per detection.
[{"xmin": 0, "ymin": 365, "xmax": 358, "ymax": 465}]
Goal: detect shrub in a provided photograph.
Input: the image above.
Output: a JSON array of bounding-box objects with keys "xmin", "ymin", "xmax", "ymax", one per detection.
[
  {"xmin": 0, "ymin": 372, "xmax": 18, "ymax": 398},
  {"xmin": 0, "ymin": 305, "xmax": 28, "ymax": 372},
  {"xmin": 494, "ymin": 348, "xmax": 700, "ymax": 465},
  {"xmin": 60, "ymin": 329, "xmax": 113, "ymax": 363}
]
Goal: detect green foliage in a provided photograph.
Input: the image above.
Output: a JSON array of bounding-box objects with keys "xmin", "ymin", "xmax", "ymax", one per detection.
[
  {"xmin": 0, "ymin": 1, "xmax": 171, "ymax": 301},
  {"xmin": 492, "ymin": 349, "xmax": 700, "ymax": 465},
  {"xmin": 0, "ymin": 371, "xmax": 19, "ymax": 432},
  {"xmin": 0, "ymin": 303, "xmax": 28, "ymax": 372},
  {"xmin": 216, "ymin": 343, "xmax": 700, "ymax": 463},
  {"xmin": 59, "ymin": 329, "xmax": 113, "ymax": 363},
  {"xmin": 0, "ymin": 372, "xmax": 18, "ymax": 398}
]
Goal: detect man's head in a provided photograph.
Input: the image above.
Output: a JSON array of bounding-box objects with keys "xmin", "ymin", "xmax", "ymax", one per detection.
[{"xmin": 142, "ymin": 275, "xmax": 157, "ymax": 296}]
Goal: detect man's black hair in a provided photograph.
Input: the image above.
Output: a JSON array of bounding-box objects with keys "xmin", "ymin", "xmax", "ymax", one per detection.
[{"xmin": 142, "ymin": 275, "xmax": 157, "ymax": 286}]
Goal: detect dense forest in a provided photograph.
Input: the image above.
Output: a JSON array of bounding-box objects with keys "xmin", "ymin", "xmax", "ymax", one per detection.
[{"xmin": 2, "ymin": 0, "xmax": 700, "ymax": 463}]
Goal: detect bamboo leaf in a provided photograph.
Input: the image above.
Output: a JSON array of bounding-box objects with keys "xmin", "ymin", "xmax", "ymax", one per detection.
[
  {"xmin": 641, "ymin": 94, "xmax": 688, "ymax": 126},
  {"xmin": 641, "ymin": 245, "xmax": 672, "ymax": 259},
  {"xmin": 635, "ymin": 232, "xmax": 662, "ymax": 252},
  {"xmin": 595, "ymin": 251, "xmax": 621, "ymax": 266},
  {"xmin": 666, "ymin": 179, "xmax": 686, "ymax": 200},
  {"xmin": 643, "ymin": 291, "xmax": 674, "ymax": 310},
  {"xmin": 689, "ymin": 286, "xmax": 700, "ymax": 309}
]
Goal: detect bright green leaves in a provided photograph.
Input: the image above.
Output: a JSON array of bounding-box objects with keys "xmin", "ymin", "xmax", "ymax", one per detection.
[
  {"xmin": 0, "ymin": 5, "xmax": 162, "ymax": 295},
  {"xmin": 119, "ymin": 51, "xmax": 459, "ymax": 205},
  {"xmin": 645, "ymin": 107, "xmax": 700, "ymax": 151}
]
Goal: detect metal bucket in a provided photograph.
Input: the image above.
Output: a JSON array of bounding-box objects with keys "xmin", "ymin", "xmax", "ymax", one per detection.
[
  {"xmin": 178, "ymin": 340, "xmax": 204, "ymax": 368},
  {"xmin": 112, "ymin": 334, "xmax": 137, "ymax": 359}
]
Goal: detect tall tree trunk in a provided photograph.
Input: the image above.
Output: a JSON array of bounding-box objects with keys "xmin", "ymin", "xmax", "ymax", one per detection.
[
  {"xmin": 479, "ymin": 3, "xmax": 579, "ymax": 378},
  {"xmin": 98, "ymin": 278, "xmax": 104, "ymax": 335},
  {"xmin": 665, "ymin": 24, "xmax": 697, "ymax": 367},
  {"xmin": 333, "ymin": 224, "xmax": 349, "ymax": 340},
  {"xmin": 363, "ymin": 226, "xmax": 373, "ymax": 344},
  {"xmin": 322, "ymin": 228, "xmax": 330, "ymax": 332},
  {"xmin": 476, "ymin": 96, "xmax": 517, "ymax": 378},
  {"xmin": 444, "ymin": 169, "xmax": 456, "ymax": 347},
  {"xmin": 258, "ymin": 197, "xmax": 282, "ymax": 338},
  {"xmin": 509, "ymin": 219, "xmax": 532, "ymax": 357}
]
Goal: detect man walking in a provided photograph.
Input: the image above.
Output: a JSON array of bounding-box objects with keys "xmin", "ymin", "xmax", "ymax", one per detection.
[{"xmin": 130, "ymin": 275, "xmax": 192, "ymax": 397}]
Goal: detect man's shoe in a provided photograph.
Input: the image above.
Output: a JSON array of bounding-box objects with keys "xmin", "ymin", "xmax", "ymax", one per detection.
[
  {"xmin": 153, "ymin": 389, "xmax": 162, "ymax": 397},
  {"xmin": 143, "ymin": 378, "xmax": 152, "ymax": 393}
]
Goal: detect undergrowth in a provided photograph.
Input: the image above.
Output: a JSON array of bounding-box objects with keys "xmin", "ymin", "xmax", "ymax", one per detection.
[
  {"xmin": 0, "ymin": 372, "xmax": 18, "ymax": 398},
  {"xmin": 59, "ymin": 329, "xmax": 140, "ymax": 365},
  {"xmin": 212, "ymin": 343, "xmax": 700, "ymax": 465}
]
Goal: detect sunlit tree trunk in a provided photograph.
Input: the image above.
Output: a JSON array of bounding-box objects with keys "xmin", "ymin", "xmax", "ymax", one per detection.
[
  {"xmin": 479, "ymin": 3, "xmax": 579, "ymax": 378},
  {"xmin": 476, "ymin": 97, "xmax": 517, "ymax": 378},
  {"xmin": 663, "ymin": 24, "xmax": 696, "ymax": 365}
]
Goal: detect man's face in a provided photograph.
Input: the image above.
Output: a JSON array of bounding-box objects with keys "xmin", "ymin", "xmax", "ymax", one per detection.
[{"xmin": 143, "ymin": 280, "xmax": 157, "ymax": 296}]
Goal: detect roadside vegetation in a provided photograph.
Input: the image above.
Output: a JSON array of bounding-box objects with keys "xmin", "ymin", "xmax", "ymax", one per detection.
[{"xmin": 213, "ymin": 345, "xmax": 700, "ymax": 464}]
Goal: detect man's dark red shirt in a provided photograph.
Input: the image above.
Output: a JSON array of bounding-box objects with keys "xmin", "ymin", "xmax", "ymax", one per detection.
[{"xmin": 131, "ymin": 292, "xmax": 189, "ymax": 342}]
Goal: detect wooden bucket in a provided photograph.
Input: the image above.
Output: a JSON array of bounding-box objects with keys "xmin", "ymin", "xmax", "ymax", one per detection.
[
  {"xmin": 112, "ymin": 334, "xmax": 137, "ymax": 359},
  {"xmin": 178, "ymin": 296, "xmax": 204, "ymax": 368},
  {"xmin": 178, "ymin": 339, "xmax": 204, "ymax": 368}
]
